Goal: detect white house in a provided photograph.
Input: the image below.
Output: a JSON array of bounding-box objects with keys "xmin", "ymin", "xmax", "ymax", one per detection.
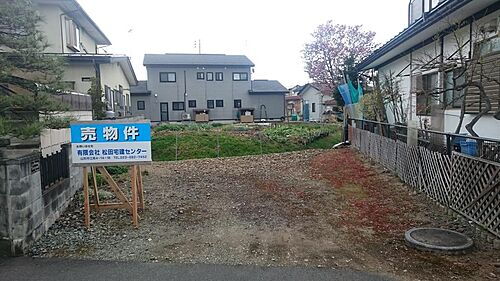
[
  {"xmin": 358, "ymin": 0, "xmax": 500, "ymax": 139},
  {"xmin": 287, "ymin": 84, "xmax": 332, "ymax": 122},
  {"xmin": 33, "ymin": 0, "xmax": 138, "ymax": 119}
]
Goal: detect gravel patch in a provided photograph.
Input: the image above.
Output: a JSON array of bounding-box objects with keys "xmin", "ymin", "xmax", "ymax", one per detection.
[{"xmin": 29, "ymin": 149, "xmax": 500, "ymax": 281}]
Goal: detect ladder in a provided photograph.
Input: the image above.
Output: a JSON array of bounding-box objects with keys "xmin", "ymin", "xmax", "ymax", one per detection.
[{"xmin": 259, "ymin": 104, "xmax": 268, "ymax": 121}]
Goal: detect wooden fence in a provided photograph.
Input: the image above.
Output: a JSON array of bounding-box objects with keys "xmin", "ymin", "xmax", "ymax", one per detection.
[{"xmin": 349, "ymin": 126, "xmax": 500, "ymax": 238}]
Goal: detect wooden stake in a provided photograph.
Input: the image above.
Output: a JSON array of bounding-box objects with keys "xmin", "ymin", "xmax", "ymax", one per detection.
[
  {"xmin": 91, "ymin": 166, "xmax": 100, "ymax": 210},
  {"xmin": 130, "ymin": 165, "xmax": 139, "ymax": 228},
  {"xmin": 83, "ymin": 167, "xmax": 90, "ymax": 228},
  {"xmin": 137, "ymin": 166, "xmax": 145, "ymax": 209}
]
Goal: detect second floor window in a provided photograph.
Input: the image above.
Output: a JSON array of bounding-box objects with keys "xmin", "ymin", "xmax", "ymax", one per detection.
[
  {"xmin": 160, "ymin": 72, "xmax": 176, "ymax": 83},
  {"xmin": 232, "ymin": 72, "xmax": 248, "ymax": 81},
  {"xmin": 206, "ymin": 72, "xmax": 214, "ymax": 81},
  {"xmin": 197, "ymin": 72, "xmax": 205, "ymax": 80},
  {"xmin": 215, "ymin": 72, "xmax": 223, "ymax": 81},
  {"xmin": 137, "ymin": 101, "xmax": 145, "ymax": 110},
  {"xmin": 65, "ymin": 18, "xmax": 80, "ymax": 51},
  {"xmin": 172, "ymin": 102, "xmax": 185, "ymax": 111}
]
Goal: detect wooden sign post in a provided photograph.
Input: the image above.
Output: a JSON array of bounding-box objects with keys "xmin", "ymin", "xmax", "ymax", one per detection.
[
  {"xmin": 70, "ymin": 120, "xmax": 152, "ymax": 229},
  {"xmin": 82, "ymin": 165, "xmax": 144, "ymax": 228}
]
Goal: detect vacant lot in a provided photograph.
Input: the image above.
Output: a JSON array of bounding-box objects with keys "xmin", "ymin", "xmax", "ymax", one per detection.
[
  {"xmin": 152, "ymin": 123, "xmax": 341, "ymax": 161},
  {"xmin": 30, "ymin": 149, "xmax": 499, "ymax": 281}
]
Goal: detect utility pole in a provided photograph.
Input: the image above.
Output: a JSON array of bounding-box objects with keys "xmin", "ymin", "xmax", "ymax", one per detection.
[{"xmin": 194, "ymin": 39, "xmax": 201, "ymax": 54}]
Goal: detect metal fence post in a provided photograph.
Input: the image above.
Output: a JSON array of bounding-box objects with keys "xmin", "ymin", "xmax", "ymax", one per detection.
[
  {"xmin": 446, "ymin": 134, "xmax": 452, "ymax": 156},
  {"xmin": 259, "ymin": 131, "xmax": 263, "ymax": 155},
  {"xmin": 216, "ymin": 130, "xmax": 220, "ymax": 158},
  {"xmin": 175, "ymin": 131, "xmax": 178, "ymax": 161}
]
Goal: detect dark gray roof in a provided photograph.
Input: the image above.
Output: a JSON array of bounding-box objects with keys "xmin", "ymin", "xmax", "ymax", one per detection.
[
  {"xmin": 250, "ymin": 80, "xmax": 288, "ymax": 93},
  {"xmin": 130, "ymin": 81, "xmax": 150, "ymax": 95},
  {"xmin": 144, "ymin": 53, "xmax": 255, "ymax": 67}
]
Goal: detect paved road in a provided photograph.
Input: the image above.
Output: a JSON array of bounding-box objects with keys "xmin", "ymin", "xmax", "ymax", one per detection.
[{"xmin": 0, "ymin": 257, "xmax": 392, "ymax": 281}]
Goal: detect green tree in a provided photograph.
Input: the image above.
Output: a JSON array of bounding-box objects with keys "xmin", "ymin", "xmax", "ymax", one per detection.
[
  {"xmin": 88, "ymin": 78, "xmax": 106, "ymax": 120},
  {"xmin": 0, "ymin": 0, "xmax": 68, "ymax": 138}
]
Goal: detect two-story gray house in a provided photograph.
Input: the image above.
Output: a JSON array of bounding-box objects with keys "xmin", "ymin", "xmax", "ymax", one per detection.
[{"xmin": 131, "ymin": 54, "xmax": 287, "ymax": 122}]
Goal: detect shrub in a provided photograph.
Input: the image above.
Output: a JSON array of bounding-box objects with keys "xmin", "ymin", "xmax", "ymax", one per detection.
[{"xmin": 106, "ymin": 166, "xmax": 129, "ymax": 175}]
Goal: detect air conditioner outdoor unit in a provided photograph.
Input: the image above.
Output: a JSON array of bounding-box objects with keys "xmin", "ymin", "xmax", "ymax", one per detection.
[{"xmin": 181, "ymin": 113, "xmax": 191, "ymax": 120}]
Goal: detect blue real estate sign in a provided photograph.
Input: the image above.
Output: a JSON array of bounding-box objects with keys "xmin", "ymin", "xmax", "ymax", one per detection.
[{"xmin": 70, "ymin": 120, "xmax": 152, "ymax": 166}]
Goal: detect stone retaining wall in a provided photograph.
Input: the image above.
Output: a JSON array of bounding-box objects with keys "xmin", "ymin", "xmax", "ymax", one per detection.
[{"xmin": 0, "ymin": 145, "xmax": 82, "ymax": 256}]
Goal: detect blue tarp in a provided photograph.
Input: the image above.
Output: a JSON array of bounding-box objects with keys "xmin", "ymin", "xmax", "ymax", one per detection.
[
  {"xmin": 339, "ymin": 81, "xmax": 364, "ymax": 105},
  {"xmin": 338, "ymin": 84, "xmax": 352, "ymax": 105}
]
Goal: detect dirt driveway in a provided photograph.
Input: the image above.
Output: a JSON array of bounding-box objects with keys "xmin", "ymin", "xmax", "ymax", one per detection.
[{"xmin": 30, "ymin": 149, "xmax": 500, "ymax": 281}]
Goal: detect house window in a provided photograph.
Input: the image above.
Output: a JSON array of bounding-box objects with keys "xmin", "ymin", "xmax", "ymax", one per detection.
[
  {"xmin": 65, "ymin": 18, "xmax": 80, "ymax": 51},
  {"xmin": 137, "ymin": 101, "xmax": 145, "ymax": 110},
  {"xmin": 172, "ymin": 102, "xmax": 185, "ymax": 111},
  {"xmin": 416, "ymin": 72, "xmax": 438, "ymax": 116},
  {"xmin": 232, "ymin": 72, "xmax": 248, "ymax": 81},
  {"xmin": 215, "ymin": 72, "xmax": 223, "ymax": 81},
  {"xmin": 197, "ymin": 72, "xmax": 205, "ymax": 80},
  {"xmin": 479, "ymin": 37, "xmax": 500, "ymax": 56},
  {"xmin": 188, "ymin": 100, "xmax": 197, "ymax": 108},
  {"xmin": 62, "ymin": 81, "xmax": 75, "ymax": 91},
  {"xmin": 81, "ymin": 77, "xmax": 92, "ymax": 82},
  {"xmin": 206, "ymin": 72, "xmax": 214, "ymax": 81},
  {"xmin": 444, "ymin": 68, "xmax": 465, "ymax": 109},
  {"xmin": 234, "ymin": 99, "xmax": 242, "ymax": 108},
  {"xmin": 160, "ymin": 72, "xmax": 176, "ymax": 83},
  {"xmin": 207, "ymin": 100, "xmax": 214, "ymax": 109},
  {"xmin": 312, "ymin": 103, "xmax": 316, "ymax": 113},
  {"xmin": 216, "ymin": 100, "xmax": 224, "ymax": 107}
]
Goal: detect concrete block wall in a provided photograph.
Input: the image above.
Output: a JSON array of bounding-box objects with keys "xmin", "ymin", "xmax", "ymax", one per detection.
[{"xmin": 0, "ymin": 145, "xmax": 82, "ymax": 256}]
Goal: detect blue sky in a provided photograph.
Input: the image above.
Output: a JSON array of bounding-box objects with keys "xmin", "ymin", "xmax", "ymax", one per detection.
[{"xmin": 79, "ymin": 0, "xmax": 409, "ymax": 88}]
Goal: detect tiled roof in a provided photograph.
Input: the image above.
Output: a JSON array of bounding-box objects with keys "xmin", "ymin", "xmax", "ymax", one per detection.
[{"xmin": 250, "ymin": 80, "xmax": 288, "ymax": 93}]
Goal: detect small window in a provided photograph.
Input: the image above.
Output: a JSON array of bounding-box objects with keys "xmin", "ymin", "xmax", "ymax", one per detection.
[
  {"xmin": 160, "ymin": 72, "xmax": 176, "ymax": 83},
  {"xmin": 216, "ymin": 100, "xmax": 224, "ymax": 107},
  {"xmin": 207, "ymin": 100, "xmax": 214, "ymax": 109},
  {"xmin": 206, "ymin": 72, "xmax": 214, "ymax": 81},
  {"xmin": 444, "ymin": 68, "xmax": 465, "ymax": 109},
  {"xmin": 417, "ymin": 72, "xmax": 438, "ymax": 116},
  {"xmin": 197, "ymin": 72, "xmax": 205, "ymax": 80},
  {"xmin": 234, "ymin": 99, "xmax": 242, "ymax": 108},
  {"xmin": 137, "ymin": 101, "xmax": 145, "ymax": 110},
  {"xmin": 81, "ymin": 77, "xmax": 92, "ymax": 82},
  {"xmin": 312, "ymin": 103, "xmax": 316, "ymax": 112},
  {"xmin": 172, "ymin": 102, "xmax": 185, "ymax": 111},
  {"xmin": 65, "ymin": 18, "xmax": 80, "ymax": 51},
  {"xmin": 62, "ymin": 81, "xmax": 75, "ymax": 91},
  {"xmin": 188, "ymin": 100, "xmax": 197, "ymax": 108},
  {"xmin": 232, "ymin": 72, "xmax": 248, "ymax": 81},
  {"xmin": 215, "ymin": 72, "xmax": 223, "ymax": 81}
]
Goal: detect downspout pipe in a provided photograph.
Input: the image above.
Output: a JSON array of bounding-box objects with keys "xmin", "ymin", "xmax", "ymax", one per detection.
[{"xmin": 183, "ymin": 71, "xmax": 187, "ymax": 113}]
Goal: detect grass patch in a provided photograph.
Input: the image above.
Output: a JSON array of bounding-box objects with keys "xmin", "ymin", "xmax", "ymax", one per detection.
[{"xmin": 152, "ymin": 123, "xmax": 341, "ymax": 161}]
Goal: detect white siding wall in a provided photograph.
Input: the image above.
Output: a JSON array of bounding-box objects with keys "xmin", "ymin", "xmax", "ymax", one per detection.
[
  {"xmin": 301, "ymin": 87, "xmax": 323, "ymax": 121},
  {"xmin": 63, "ymin": 64, "xmax": 95, "ymax": 94},
  {"xmin": 377, "ymin": 9, "xmax": 500, "ymax": 139},
  {"xmin": 100, "ymin": 63, "xmax": 131, "ymax": 102},
  {"xmin": 36, "ymin": 4, "xmax": 97, "ymax": 54}
]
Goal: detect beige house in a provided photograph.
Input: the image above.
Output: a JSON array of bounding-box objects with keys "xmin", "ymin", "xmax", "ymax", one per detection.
[{"xmin": 33, "ymin": 0, "xmax": 137, "ymax": 119}]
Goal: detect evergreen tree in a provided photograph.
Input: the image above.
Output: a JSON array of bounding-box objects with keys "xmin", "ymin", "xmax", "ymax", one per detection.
[{"xmin": 0, "ymin": 0, "xmax": 67, "ymax": 138}]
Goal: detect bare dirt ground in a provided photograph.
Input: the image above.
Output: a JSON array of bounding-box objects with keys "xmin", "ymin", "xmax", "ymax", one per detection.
[{"xmin": 30, "ymin": 149, "xmax": 500, "ymax": 281}]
